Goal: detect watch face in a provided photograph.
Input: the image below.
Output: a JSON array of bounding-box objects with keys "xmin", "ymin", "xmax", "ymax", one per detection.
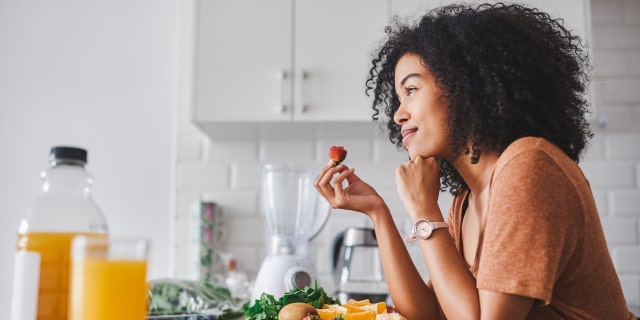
[{"xmin": 415, "ymin": 220, "xmax": 433, "ymax": 239}]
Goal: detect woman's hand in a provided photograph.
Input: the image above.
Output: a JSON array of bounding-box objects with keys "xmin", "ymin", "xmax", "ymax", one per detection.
[
  {"xmin": 395, "ymin": 156, "xmax": 443, "ymax": 221},
  {"xmin": 314, "ymin": 163, "xmax": 385, "ymax": 216}
]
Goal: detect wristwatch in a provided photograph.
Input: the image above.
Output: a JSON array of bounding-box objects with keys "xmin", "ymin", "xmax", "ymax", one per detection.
[{"xmin": 405, "ymin": 219, "xmax": 448, "ymax": 242}]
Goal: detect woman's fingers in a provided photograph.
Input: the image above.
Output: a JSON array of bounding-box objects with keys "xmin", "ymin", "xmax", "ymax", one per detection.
[
  {"xmin": 314, "ymin": 166, "xmax": 333, "ymax": 195},
  {"xmin": 314, "ymin": 164, "xmax": 353, "ymax": 206},
  {"xmin": 314, "ymin": 164, "xmax": 340, "ymax": 194},
  {"xmin": 331, "ymin": 166, "xmax": 354, "ymax": 194}
]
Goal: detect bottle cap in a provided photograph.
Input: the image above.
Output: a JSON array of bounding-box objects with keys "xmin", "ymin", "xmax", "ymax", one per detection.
[{"xmin": 50, "ymin": 146, "xmax": 88, "ymax": 165}]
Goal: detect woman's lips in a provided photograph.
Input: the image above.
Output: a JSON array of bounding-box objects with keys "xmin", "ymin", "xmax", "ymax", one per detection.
[{"xmin": 401, "ymin": 128, "xmax": 417, "ymax": 144}]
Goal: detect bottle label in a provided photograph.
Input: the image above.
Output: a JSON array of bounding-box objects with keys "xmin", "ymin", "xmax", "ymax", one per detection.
[{"xmin": 11, "ymin": 251, "xmax": 41, "ymax": 320}]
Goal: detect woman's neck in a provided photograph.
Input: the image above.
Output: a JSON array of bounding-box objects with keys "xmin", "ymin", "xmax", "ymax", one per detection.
[{"xmin": 453, "ymin": 151, "xmax": 499, "ymax": 210}]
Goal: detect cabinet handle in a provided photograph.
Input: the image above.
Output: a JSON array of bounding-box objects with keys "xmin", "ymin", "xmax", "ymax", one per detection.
[
  {"xmin": 296, "ymin": 70, "xmax": 308, "ymax": 113},
  {"xmin": 279, "ymin": 70, "xmax": 289, "ymax": 114}
]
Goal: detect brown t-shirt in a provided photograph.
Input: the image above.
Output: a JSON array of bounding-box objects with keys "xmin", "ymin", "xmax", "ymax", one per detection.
[{"xmin": 445, "ymin": 137, "xmax": 635, "ymax": 319}]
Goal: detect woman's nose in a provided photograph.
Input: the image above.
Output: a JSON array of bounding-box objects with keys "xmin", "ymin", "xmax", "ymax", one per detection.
[{"xmin": 393, "ymin": 101, "xmax": 408, "ymax": 125}]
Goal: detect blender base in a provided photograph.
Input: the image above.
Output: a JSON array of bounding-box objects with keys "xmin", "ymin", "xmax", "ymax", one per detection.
[{"xmin": 250, "ymin": 254, "xmax": 317, "ymax": 301}]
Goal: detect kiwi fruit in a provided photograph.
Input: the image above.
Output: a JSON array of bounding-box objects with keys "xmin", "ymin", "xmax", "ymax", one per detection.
[{"xmin": 278, "ymin": 302, "xmax": 319, "ymax": 320}]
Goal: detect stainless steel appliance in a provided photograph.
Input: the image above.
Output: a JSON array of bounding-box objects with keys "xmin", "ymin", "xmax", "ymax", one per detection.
[{"xmin": 332, "ymin": 227, "xmax": 388, "ymax": 303}]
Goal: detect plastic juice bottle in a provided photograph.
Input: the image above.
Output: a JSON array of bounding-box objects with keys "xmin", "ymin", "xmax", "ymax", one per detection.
[{"xmin": 11, "ymin": 146, "xmax": 109, "ymax": 320}]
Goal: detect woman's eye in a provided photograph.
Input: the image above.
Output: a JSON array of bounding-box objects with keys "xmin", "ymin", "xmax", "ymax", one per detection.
[{"xmin": 406, "ymin": 87, "xmax": 416, "ymax": 95}]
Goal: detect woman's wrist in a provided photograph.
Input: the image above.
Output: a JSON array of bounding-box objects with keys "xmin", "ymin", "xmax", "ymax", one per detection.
[
  {"xmin": 367, "ymin": 204, "xmax": 393, "ymax": 226},
  {"xmin": 408, "ymin": 204, "xmax": 444, "ymax": 222}
]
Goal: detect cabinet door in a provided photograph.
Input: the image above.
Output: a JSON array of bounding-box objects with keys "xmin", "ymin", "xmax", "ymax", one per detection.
[
  {"xmin": 195, "ymin": 0, "xmax": 293, "ymax": 122},
  {"xmin": 294, "ymin": 0, "xmax": 388, "ymax": 122}
]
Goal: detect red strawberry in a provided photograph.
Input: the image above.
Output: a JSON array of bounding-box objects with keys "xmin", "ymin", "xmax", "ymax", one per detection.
[{"xmin": 329, "ymin": 146, "xmax": 347, "ymax": 166}]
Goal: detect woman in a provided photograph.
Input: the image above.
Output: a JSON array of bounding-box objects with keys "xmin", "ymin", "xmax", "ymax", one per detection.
[{"xmin": 314, "ymin": 3, "xmax": 635, "ymax": 319}]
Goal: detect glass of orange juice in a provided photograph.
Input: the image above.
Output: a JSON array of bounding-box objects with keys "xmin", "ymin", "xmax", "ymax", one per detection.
[{"xmin": 69, "ymin": 236, "xmax": 150, "ymax": 320}]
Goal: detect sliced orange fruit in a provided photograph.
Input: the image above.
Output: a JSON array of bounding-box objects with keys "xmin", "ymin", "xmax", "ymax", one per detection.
[
  {"xmin": 344, "ymin": 311, "xmax": 376, "ymax": 320},
  {"xmin": 343, "ymin": 304, "xmax": 365, "ymax": 313},
  {"xmin": 317, "ymin": 308, "xmax": 340, "ymax": 320},
  {"xmin": 346, "ymin": 298, "xmax": 371, "ymax": 307}
]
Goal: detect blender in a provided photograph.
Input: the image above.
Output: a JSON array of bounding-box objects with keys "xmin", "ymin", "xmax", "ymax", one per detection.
[{"xmin": 250, "ymin": 164, "xmax": 331, "ymax": 301}]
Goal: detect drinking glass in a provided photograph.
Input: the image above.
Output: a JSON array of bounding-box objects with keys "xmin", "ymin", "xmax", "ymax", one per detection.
[{"xmin": 69, "ymin": 236, "xmax": 150, "ymax": 320}]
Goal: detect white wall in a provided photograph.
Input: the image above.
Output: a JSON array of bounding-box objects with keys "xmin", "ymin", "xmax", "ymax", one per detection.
[
  {"xmin": 0, "ymin": 0, "xmax": 179, "ymax": 317},
  {"xmin": 589, "ymin": 0, "xmax": 640, "ymax": 306}
]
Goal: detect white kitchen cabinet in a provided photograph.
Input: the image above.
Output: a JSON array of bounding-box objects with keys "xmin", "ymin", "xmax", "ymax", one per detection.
[
  {"xmin": 195, "ymin": 0, "xmax": 292, "ymax": 122},
  {"xmin": 293, "ymin": 0, "xmax": 387, "ymax": 122},
  {"xmin": 193, "ymin": 0, "xmax": 387, "ymax": 139}
]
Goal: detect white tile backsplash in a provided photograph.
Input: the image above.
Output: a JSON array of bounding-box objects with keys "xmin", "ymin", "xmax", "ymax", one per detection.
[
  {"xmin": 596, "ymin": 107, "xmax": 640, "ymax": 132},
  {"xmin": 625, "ymin": 0, "xmax": 640, "ymax": 24},
  {"xmin": 601, "ymin": 79, "xmax": 640, "ymax": 104},
  {"xmin": 602, "ymin": 218, "xmax": 640, "ymax": 244},
  {"xmin": 206, "ymin": 139, "xmax": 259, "ymax": 162},
  {"xmin": 606, "ymin": 134, "xmax": 640, "ymax": 159},
  {"xmin": 260, "ymin": 140, "xmax": 316, "ymax": 163},
  {"xmin": 590, "ymin": 1, "xmax": 640, "ymax": 305},
  {"xmin": 177, "ymin": 134, "xmax": 204, "ymax": 162},
  {"xmin": 581, "ymin": 160, "xmax": 637, "ymax": 188},
  {"xmin": 610, "ymin": 190, "xmax": 640, "ymax": 216},
  {"xmin": 614, "ymin": 248, "xmax": 640, "ymax": 273},
  {"xmin": 178, "ymin": 162, "xmax": 231, "ymax": 189},
  {"xmin": 591, "ymin": 0, "xmax": 623, "ymax": 24},
  {"xmin": 594, "ymin": 51, "xmax": 631, "ymax": 77},
  {"xmin": 230, "ymin": 162, "xmax": 262, "ymax": 190},
  {"xmin": 173, "ymin": 0, "xmax": 640, "ymax": 306},
  {"xmin": 591, "ymin": 189, "xmax": 610, "ymax": 216},
  {"xmin": 620, "ymin": 275, "xmax": 640, "ymax": 308},
  {"xmin": 630, "ymin": 52, "xmax": 640, "ymax": 75},
  {"xmin": 593, "ymin": 25, "xmax": 640, "ymax": 50}
]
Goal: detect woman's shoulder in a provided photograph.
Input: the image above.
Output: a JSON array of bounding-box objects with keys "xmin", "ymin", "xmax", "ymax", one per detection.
[
  {"xmin": 502, "ymin": 136, "xmax": 561, "ymax": 156},
  {"xmin": 493, "ymin": 137, "xmax": 577, "ymax": 178},
  {"xmin": 499, "ymin": 137, "xmax": 572, "ymax": 164}
]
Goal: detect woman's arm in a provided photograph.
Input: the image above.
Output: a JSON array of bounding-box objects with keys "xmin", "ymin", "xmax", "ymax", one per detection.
[
  {"xmin": 395, "ymin": 156, "xmax": 480, "ymax": 318},
  {"xmin": 368, "ymin": 205, "xmax": 441, "ymax": 320},
  {"xmin": 314, "ymin": 164, "xmax": 441, "ymax": 319},
  {"xmin": 415, "ymin": 228, "xmax": 480, "ymax": 319},
  {"xmin": 479, "ymin": 290, "xmax": 534, "ymax": 320}
]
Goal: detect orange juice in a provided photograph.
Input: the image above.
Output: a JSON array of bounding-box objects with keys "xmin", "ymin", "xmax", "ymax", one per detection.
[
  {"xmin": 69, "ymin": 258, "xmax": 148, "ymax": 320},
  {"xmin": 16, "ymin": 232, "xmax": 107, "ymax": 320}
]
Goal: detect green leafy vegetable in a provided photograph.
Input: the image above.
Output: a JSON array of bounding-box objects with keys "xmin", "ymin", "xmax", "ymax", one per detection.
[
  {"xmin": 244, "ymin": 280, "xmax": 340, "ymax": 320},
  {"xmin": 148, "ymin": 279, "xmax": 246, "ymax": 319}
]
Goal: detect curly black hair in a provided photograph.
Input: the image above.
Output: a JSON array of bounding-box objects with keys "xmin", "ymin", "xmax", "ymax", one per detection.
[{"xmin": 365, "ymin": 2, "xmax": 592, "ymax": 195}]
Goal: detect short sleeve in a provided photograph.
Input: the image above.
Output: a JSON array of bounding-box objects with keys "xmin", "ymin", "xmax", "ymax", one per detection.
[{"xmin": 476, "ymin": 149, "xmax": 583, "ymax": 304}]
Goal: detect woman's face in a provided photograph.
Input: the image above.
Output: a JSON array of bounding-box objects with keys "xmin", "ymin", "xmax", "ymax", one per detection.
[{"xmin": 393, "ymin": 53, "xmax": 451, "ymax": 160}]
